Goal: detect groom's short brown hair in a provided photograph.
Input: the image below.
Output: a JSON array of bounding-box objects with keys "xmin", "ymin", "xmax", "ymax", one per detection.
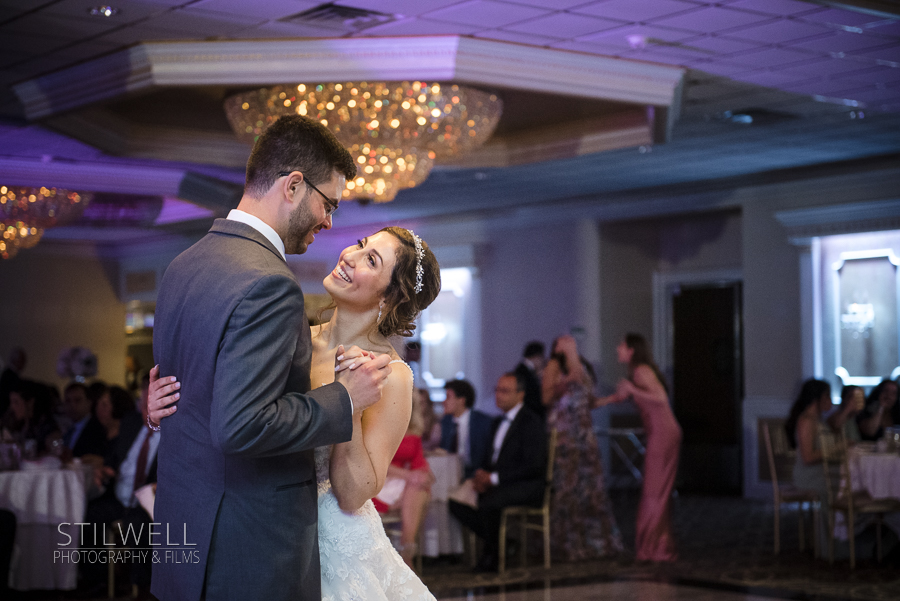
[{"xmin": 244, "ymin": 115, "xmax": 356, "ymax": 198}]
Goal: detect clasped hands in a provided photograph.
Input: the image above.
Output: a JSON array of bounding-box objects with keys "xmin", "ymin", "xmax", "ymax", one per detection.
[
  {"xmin": 333, "ymin": 344, "xmax": 392, "ymax": 414},
  {"xmin": 471, "ymin": 468, "xmax": 494, "ymax": 494}
]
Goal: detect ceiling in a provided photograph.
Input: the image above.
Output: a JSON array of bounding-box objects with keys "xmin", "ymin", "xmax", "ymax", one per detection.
[{"xmin": 1, "ymin": 0, "xmax": 899, "ymax": 254}]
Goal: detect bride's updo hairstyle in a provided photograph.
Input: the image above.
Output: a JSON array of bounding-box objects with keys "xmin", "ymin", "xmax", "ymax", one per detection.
[{"xmin": 376, "ymin": 227, "xmax": 441, "ymax": 338}]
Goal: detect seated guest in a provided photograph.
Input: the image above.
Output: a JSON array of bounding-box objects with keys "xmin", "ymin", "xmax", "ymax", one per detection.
[
  {"xmin": 2, "ymin": 379, "xmax": 60, "ymax": 454},
  {"xmin": 449, "ymin": 372, "xmax": 548, "ymax": 572},
  {"xmin": 786, "ymin": 378, "xmax": 833, "ymax": 558},
  {"xmin": 440, "ymin": 379, "xmax": 493, "ymax": 479},
  {"xmin": 82, "ymin": 392, "xmax": 159, "ymax": 596},
  {"xmin": 0, "ymin": 347, "xmax": 26, "ymax": 418},
  {"xmin": 857, "ymin": 378, "xmax": 899, "ymax": 441},
  {"xmin": 373, "ymin": 389, "xmax": 435, "ymax": 568},
  {"xmin": 96, "ymin": 386, "xmax": 138, "ymax": 460},
  {"xmin": 62, "ymin": 382, "xmax": 107, "ymax": 458},
  {"xmin": 828, "ymin": 385, "xmax": 864, "ymax": 443},
  {"xmin": 416, "ymin": 388, "xmax": 442, "ymax": 451}
]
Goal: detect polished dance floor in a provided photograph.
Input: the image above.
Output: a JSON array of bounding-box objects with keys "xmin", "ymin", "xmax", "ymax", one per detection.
[
  {"xmin": 440, "ymin": 581, "xmax": 808, "ymax": 601},
  {"xmin": 424, "ymin": 491, "xmax": 900, "ymax": 601}
]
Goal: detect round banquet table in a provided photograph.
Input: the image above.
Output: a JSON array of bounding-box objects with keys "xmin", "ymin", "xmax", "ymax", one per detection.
[
  {"xmin": 422, "ymin": 453, "xmax": 464, "ymax": 557},
  {"xmin": 0, "ymin": 463, "xmax": 92, "ymax": 590},
  {"xmin": 834, "ymin": 447, "xmax": 900, "ymax": 541},
  {"xmin": 849, "ymin": 448, "xmax": 900, "ymax": 500}
]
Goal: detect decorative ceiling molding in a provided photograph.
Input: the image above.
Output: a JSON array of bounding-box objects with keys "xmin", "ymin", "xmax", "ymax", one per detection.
[
  {"xmin": 0, "ymin": 157, "xmax": 240, "ymax": 212},
  {"xmin": 46, "ymin": 109, "xmax": 251, "ymax": 168},
  {"xmin": 442, "ymin": 109, "xmax": 654, "ymax": 168},
  {"xmin": 14, "ymin": 36, "xmax": 685, "ymax": 121},
  {"xmin": 776, "ymin": 198, "xmax": 900, "ymax": 240},
  {"xmin": 0, "ymin": 157, "xmax": 186, "ymax": 195}
]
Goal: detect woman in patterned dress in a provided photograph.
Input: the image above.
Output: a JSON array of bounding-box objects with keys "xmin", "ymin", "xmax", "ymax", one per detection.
[{"xmin": 542, "ymin": 334, "xmax": 624, "ymax": 561}]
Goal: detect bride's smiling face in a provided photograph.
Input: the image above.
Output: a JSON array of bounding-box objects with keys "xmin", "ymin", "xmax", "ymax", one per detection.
[{"xmin": 325, "ymin": 232, "xmax": 400, "ymax": 307}]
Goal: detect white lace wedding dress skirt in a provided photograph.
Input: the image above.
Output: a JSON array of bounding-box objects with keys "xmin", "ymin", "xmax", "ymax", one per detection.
[{"xmin": 315, "ymin": 446, "xmax": 435, "ymax": 601}]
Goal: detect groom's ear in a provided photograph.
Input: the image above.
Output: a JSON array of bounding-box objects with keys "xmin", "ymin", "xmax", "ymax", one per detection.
[{"xmin": 278, "ymin": 172, "xmax": 303, "ymax": 204}]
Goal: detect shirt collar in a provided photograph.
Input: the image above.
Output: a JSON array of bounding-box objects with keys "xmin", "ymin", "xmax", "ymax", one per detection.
[
  {"xmin": 503, "ymin": 402, "xmax": 523, "ymax": 422},
  {"xmin": 227, "ymin": 209, "xmax": 286, "ymax": 260}
]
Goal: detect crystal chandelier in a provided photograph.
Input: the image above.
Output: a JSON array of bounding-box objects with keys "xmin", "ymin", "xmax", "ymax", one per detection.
[
  {"xmin": 224, "ymin": 81, "xmax": 502, "ymax": 202},
  {"xmin": 0, "ymin": 185, "xmax": 92, "ymax": 259}
]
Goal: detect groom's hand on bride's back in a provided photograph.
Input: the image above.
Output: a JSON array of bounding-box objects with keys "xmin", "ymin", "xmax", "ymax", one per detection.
[{"xmin": 334, "ymin": 345, "xmax": 392, "ymax": 413}]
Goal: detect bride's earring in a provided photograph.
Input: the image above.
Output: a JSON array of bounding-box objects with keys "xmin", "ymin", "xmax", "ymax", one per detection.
[{"xmin": 377, "ymin": 300, "xmax": 384, "ymax": 323}]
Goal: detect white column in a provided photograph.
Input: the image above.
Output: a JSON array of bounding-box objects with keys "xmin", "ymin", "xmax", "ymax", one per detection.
[{"xmin": 575, "ymin": 219, "xmax": 602, "ymax": 364}]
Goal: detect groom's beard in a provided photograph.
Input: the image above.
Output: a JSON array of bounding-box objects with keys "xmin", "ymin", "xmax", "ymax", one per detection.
[{"xmin": 284, "ymin": 190, "xmax": 317, "ymax": 255}]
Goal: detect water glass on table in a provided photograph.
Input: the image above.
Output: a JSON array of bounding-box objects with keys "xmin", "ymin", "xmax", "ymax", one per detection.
[{"xmin": 0, "ymin": 442, "xmax": 22, "ymax": 470}]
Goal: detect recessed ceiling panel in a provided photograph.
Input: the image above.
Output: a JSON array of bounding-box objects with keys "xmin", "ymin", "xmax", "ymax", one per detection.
[
  {"xmin": 649, "ymin": 6, "xmax": 775, "ymax": 33},
  {"xmin": 574, "ymin": 0, "xmax": 704, "ymax": 23},
  {"xmin": 426, "ymin": 0, "xmax": 550, "ymax": 28}
]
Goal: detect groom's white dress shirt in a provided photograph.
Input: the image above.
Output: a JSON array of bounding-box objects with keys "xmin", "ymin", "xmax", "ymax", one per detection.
[{"xmin": 227, "ymin": 209, "xmax": 286, "ymax": 261}]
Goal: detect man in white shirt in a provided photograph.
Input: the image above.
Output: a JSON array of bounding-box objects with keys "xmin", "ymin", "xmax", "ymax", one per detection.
[
  {"xmin": 449, "ymin": 373, "xmax": 548, "ymax": 571},
  {"xmin": 439, "ymin": 379, "xmax": 493, "ymax": 479}
]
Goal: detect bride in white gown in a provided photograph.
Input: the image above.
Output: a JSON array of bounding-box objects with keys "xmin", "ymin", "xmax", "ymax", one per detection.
[{"xmin": 149, "ymin": 227, "xmax": 440, "ymax": 600}]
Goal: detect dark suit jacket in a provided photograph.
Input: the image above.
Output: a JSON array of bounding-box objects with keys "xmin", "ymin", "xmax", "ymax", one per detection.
[
  {"xmin": 514, "ymin": 362, "xmax": 545, "ymax": 421},
  {"xmin": 151, "ymin": 219, "xmax": 353, "ymax": 601},
  {"xmin": 70, "ymin": 416, "xmax": 108, "ymax": 458},
  {"xmin": 439, "ymin": 410, "xmax": 493, "ymax": 479},
  {"xmin": 107, "ymin": 411, "xmax": 157, "ymax": 482},
  {"xmin": 482, "ymin": 405, "xmax": 547, "ymax": 507}
]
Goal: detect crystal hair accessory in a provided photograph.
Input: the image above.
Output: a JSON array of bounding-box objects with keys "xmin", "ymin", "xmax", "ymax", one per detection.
[{"xmin": 409, "ymin": 230, "xmax": 424, "ymax": 294}]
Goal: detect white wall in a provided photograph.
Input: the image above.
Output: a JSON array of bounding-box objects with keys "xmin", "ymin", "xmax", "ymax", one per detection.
[{"xmin": 0, "ymin": 247, "xmax": 127, "ymax": 389}]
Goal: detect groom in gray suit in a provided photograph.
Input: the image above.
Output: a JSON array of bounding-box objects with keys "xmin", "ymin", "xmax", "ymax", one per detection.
[{"xmin": 151, "ymin": 116, "xmax": 390, "ymax": 601}]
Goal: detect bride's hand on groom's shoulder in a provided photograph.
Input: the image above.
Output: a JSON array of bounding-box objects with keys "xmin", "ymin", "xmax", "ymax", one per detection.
[{"xmin": 333, "ymin": 345, "xmax": 393, "ymax": 414}]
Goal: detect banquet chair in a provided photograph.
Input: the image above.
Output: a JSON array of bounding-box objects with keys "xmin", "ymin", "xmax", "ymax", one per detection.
[
  {"xmin": 762, "ymin": 422, "xmax": 819, "ymax": 555},
  {"xmin": 105, "ymin": 519, "xmax": 138, "ymax": 599},
  {"xmin": 820, "ymin": 430, "xmax": 900, "ymax": 568},
  {"xmin": 381, "ymin": 509, "xmax": 424, "ymax": 574},
  {"xmin": 498, "ymin": 428, "xmax": 557, "ymax": 575}
]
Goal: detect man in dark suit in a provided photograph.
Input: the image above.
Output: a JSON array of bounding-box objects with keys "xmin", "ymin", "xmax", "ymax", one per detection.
[
  {"xmin": 440, "ymin": 379, "xmax": 493, "ymax": 479},
  {"xmin": 82, "ymin": 397, "xmax": 160, "ymax": 597},
  {"xmin": 449, "ymin": 372, "xmax": 548, "ymax": 571},
  {"xmin": 62, "ymin": 382, "xmax": 106, "ymax": 458},
  {"xmin": 151, "ymin": 116, "xmax": 390, "ymax": 601},
  {"xmin": 514, "ymin": 340, "xmax": 546, "ymax": 421}
]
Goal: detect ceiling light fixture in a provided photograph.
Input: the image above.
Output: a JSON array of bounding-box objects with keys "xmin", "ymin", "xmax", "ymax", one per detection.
[
  {"xmin": 89, "ymin": 6, "xmax": 119, "ymax": 17},
  {"xmin": 0, "ymin": 185, "xmax": 92, "ymax": 259},
  {"xmin": 224, "ymin": 81, "xmax": 502, "ymax": 203}
]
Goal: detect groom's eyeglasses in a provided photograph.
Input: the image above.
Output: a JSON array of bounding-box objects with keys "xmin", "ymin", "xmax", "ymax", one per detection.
[{"xmin": 278, "ymin": 172, "xmax": 340, "ymax": 218}]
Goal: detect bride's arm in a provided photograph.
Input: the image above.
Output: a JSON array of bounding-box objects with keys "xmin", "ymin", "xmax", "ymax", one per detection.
[{"xmin": 329, "ymin": 363, "xmax": 413, "ymax": 512}]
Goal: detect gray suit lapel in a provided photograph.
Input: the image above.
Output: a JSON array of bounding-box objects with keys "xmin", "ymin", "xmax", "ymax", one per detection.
[{"xmin": 209, "ymin": 218, "xmax": 285, "ymax": 262}]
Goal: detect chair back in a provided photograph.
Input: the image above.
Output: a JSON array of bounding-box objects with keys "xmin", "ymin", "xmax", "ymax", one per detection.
[
  {"xmin": 762, "ymin": 423, "xmax": 782, "ymax": 500},
  {"xmin": 819, "ymin": 427, "xmax": 848, "ymax": 510},
  {"xmin": 542, "ymin": 428, "xmax": 558, "ymax": 509}
]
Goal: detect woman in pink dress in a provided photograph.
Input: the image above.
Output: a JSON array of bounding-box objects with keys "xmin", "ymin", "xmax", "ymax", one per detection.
[{"xmin": 597, "ymin": 333, "xmax": 681, "ymax": 562}]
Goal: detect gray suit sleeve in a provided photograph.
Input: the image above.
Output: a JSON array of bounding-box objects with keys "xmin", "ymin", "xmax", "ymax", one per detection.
[{"xmin": 210, "ymin": 273, "xmax": 352, "ymax": 457}]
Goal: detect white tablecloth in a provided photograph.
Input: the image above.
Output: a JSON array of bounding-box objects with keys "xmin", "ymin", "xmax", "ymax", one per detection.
[
  {"xmin": 835, "ymin": 449, "xmax": 900, "ymax": 541},
  {"xmin": 422, "ymin": 453, "xmax": 463, "ymax": 557},
  {"xmin": 849, "ymin": 450, "xmax": 900, "ymax": 500},
  {"xmin": 0, "ymin": 466, "xmax": 91, "ymax": 590}
]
